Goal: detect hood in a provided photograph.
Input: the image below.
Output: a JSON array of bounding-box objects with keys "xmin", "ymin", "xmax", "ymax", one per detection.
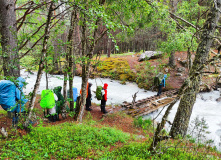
[
  {"xmin": 16, "ymin": 77, "xmax": 26, "ymax": 89},
  {"xmin": 164, "ymin": 74, "xmax": 167, "ymax": 78},
  {"xmin": 103, "ymin": 83, "xmax": 108, "ymax": 89},
  {"xmin": 53, "ymin": 86, "xmax": 62, "ymax": 93}
]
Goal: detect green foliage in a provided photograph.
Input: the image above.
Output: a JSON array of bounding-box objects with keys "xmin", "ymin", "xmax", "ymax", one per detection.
[
  {"xmin": 1, "ymin": 122, "xmax": 130, "ymax": 159},
  {"xmin": 135, "ymin": 61, "xmax": 160, "ymax": 89},
  {"xmin": 100, "ymin": 141, "xmax": 215, "ymax": 160},
  {"xmin": 134, "ymin": 116, "xmax": 152, "ymax": 129},
  {"xmin": 20, "ymin": 55, "xmax": 39, "ymax": 71},
  {"xmin": 0, "ymin": 109, "xmax": 7, "ymax": 115}
]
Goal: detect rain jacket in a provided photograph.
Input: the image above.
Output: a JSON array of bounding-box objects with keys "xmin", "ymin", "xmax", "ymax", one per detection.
[
  {"xmin": 0, "ymin": 77, "xmax": 28, "ymax": 112},
  {"xmin": 80, "ymin": 83, "xmax": 89, "ymax": 98},
  {"xmin": 103, "ymin": 83, "xmax": 108, "ymax": 101},
  {"xmin": 160, "ymin": 74, "xmax": 167, "ymax": 87}
]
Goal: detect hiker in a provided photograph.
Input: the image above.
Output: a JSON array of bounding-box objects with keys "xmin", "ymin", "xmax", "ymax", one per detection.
[
  {"xmin": 40, "ymin": 90, "xmax": 58, "ymax": 122},
  {"xmin": 86, "ymin": 83, "xmax": 93, "ymax": 111},
  {"xmin": 100, "ymin": 83, "xmax": 108, "ymax": 114},
  {"xmin": 0, "ymin": 77, "xmax": 28, "ymax": 126},
  {"xmin": 48, "ymin": 92, "xmax": 58, "ymax": 122},
  {"xmin": 157, "ymin": 74, "xmax": 167, "ymax": 96}
]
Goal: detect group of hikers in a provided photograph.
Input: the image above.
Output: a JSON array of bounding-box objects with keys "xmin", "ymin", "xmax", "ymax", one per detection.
[
  {"xmin": 0, "ymin": 72, "xmax": 166, "ymax": 126},
  {"xmin": 85, "ymin": 82, "xmax": 108, "ymax": 114},
  {"xmin": 0, "ymin": 78, "xmax": 109, "ymax": 125}
]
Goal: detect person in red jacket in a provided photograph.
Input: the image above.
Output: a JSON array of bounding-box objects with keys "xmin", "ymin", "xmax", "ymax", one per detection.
[{"xmin": 100, "ymin": 83, "xmax": 108, "ymax": 114}]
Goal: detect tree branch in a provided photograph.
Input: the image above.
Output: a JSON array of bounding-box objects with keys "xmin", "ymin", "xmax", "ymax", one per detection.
[
  {"xmin": 18, "ymin": 7, "xmax": 71, "ymax": 51},
  {"xmin": 18, "ymin": 11, "xmax": 68, "ymax": 59},
  {"xmin": 15, "ymin": 1, "xmax": 33, "ymax": 10},
  {"xmin": 16, "ymin": 1, "xmax": 52, "ymax": 23}
]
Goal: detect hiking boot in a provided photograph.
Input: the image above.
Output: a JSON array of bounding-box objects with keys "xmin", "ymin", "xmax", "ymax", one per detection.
[
  {"xmin": 102, "ymin": 110, "xmax": 108, "ymax": 114},
  {"xmin": 86, "ymin": 108, "xmax": 92, "ymax": 111}
]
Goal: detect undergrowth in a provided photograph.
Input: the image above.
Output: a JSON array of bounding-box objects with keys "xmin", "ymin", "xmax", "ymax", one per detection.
[
  {"xmin": 100, "ymin": 142, "xmax": 217, "ymax": 160},
  {"xmin": 0, "ymin": 115, "xmax": 220, "ymax": 159},
  {"xmin": 1, "ymin": 122, "xmax": 130, "ymax": 159}
]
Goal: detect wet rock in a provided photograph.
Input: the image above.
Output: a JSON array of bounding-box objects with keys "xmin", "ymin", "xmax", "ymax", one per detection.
[
  {"xmin": 177, "ymin": 67, "xmax": 185, "ymax": 73},
  {"xmin": 178, "ymin": 59, "xmax": 188, "ymax": 67},
  {"xmin": 0, "ymin": 127, "xmax": 8, "ymax": 138},
  {"xmin": 138, "ymin": 51, "xmax": 162, "ymax": 62},
  {"xmin": 136, "ymin": 135, "xmax": 146, "ymax": 139},
  {"xmin": 216, "ymin": 97, "xmax": 221, "ymax": 102},
  {"xmin": 164, "ymin": 68, "xmax": 169, "ymax": 73},
  {"xmin": 175, "ymin": 73, "xmax": 182, "ymax": 76}
]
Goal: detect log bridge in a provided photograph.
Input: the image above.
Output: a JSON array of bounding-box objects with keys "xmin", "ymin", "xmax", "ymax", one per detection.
[{"xmin": 121, "ymin": 89, "xmax": 178, "ymax": 118}]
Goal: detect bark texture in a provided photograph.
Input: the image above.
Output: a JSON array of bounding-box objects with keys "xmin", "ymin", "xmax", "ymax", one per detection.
[
  {"xmin": 169, "ymin": 0, "xmax": 221, "ymax": 138},
  {"xmin": 67, "ymin": 10, "xmax": 78, "ymax": 112},
  {"xmin": 168, "ymin": 51, "xmax": 175, "ymax": 67},
  {"xmin": 0, "ymin": 0, "xmax": 20, "ymax": 77},
  {"xmin": 24, "ymin": 2, "xmax": 54, "ymax": 128}
]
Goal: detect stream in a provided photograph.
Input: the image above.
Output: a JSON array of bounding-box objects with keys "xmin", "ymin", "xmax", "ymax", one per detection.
[{"xmin": 21, "ymin": 69, "xmax": 221, "ymax": 150}]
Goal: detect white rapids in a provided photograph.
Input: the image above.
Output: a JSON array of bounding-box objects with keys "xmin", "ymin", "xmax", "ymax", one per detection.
[{"xmin": 21, "ymin": 69, "xmax": 221, "ymax": 149}]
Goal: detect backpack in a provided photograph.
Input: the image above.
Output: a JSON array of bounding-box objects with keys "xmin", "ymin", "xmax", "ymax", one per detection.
[
  {"xmin": 73, "ymin": 87, "xmax": 78, "ymax": 102},
  {"xmin": 153, "ymin": 72, "xmax": 164, "ymax": 86},
  {"xmin": 96, "ymin": 86, "xmax": 103, "ymax": 100},
  {"xmin": 0, "ymin": 80, "xmax": 16, "ymax": 111},
  {"xmin": 40, "ymin": 90, "xmax": 55, "ymax": 109}
]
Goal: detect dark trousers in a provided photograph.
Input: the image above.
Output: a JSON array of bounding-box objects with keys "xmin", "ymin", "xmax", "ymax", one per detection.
[
  {"xmin": 86, "ymin": 97, "xmax": 91, "ymax": 109},
  {"xmin": 100, "ymin": 100, "xmax": 106, "ymax": 112},
  {"xmin": 12, "ymin": 112, "xmax": 19, "ymax": 126},
  {"xmin": 157, "ymin": 85, "xmax": 163, "ymax": 96}
]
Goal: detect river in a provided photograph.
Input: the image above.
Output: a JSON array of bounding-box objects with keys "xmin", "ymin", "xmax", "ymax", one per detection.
[{"xmin": 21, "ymin": 69, "xmax": 221, "ymax": 150}]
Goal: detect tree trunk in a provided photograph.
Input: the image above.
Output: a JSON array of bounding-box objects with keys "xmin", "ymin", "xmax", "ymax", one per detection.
[
  {"xmin": 67, "ymin": 10, "xmax": 78, "ymax": 112},
  {"xmin": 24, "ymin": 2, "xmax": 54, "ymax": 128},
  {"xmin": 0, "ymin": 0, "xmax": 20, "ymax": 77},
  {"xmin": 168, "ymin": 51, "xmax": 176, "ymax": 67},
  {"xmin": 107, "ymin": 37, "xmax": 111, "ymax": 57},
  {"xmin": 62, "ymin": 67, "xmax": 68, "ymax": 119},
  {"xmin": 78, "ymin": 14, "xmax": 87, "ymax": 123},
  {"xmin": 169, "ymin": 0, "xmax": 221, "ymax": 138}
]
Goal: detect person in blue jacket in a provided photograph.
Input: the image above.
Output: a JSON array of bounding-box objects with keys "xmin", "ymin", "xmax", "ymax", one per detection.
[{"xmin": 157, "ymin": 74, "xmax": 167, "ymax": 96}]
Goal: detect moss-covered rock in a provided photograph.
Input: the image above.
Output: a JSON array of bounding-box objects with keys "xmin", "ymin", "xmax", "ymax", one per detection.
[{"xmin": 96, "ymin": 58, "xmax": 136, "ymax": 82}]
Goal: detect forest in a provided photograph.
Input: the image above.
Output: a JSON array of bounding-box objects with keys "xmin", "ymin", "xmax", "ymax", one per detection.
[{"xmin": 1, "ymin": 0, "xmax": 221, "ymax": 159}]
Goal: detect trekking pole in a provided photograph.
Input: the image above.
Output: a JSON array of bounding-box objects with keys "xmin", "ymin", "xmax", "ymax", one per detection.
[{"xmin": 99, "ymin": 77, "xmax": 103, "ymax": 84}]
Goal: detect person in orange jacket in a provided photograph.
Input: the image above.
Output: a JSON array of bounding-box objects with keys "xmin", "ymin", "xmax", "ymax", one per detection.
[
  {"xmin": 100, "ymin": 83, "xmax": 108, "ymax": 114},
  {"xmin": 86, "ymin": 83, "xmax": 93, "ymax": 111}
]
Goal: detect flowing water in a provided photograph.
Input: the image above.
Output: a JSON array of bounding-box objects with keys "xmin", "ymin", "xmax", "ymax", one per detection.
[{"xmin": 21, "ymin": 69, "xmax": 221, "ymax": 149}]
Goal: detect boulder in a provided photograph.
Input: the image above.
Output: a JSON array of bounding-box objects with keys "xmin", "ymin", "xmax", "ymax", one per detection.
[
  {"xmin": 178, "ymin": 59, "xmax": 188, "ymax": 67},
  {"xmin": 216, "ymin": 97, "xmax": 221, "ymax": 102},
  {"xmin": 177, "ymin": 67, "xmax": 185, "ymax": 73},
  {"xmin": 138, "ymin": 51, "xmax": 162, "ymax": 62},
  {"xmin": 175, "ymin": 73, "xmax": 182, "ymax": 76}
]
